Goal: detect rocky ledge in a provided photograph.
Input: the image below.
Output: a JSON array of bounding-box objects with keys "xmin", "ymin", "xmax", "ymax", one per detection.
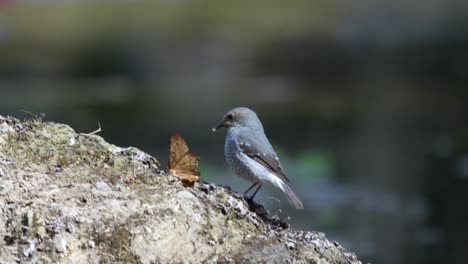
[{"xmin": 0, "ymin": 115, "xmax": 360, "ymax": 264}]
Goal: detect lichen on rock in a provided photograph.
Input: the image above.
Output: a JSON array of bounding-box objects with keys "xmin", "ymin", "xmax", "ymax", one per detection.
[{"xmin": 0, "ymin": 115, "xmax": 361, "ymax": 264}]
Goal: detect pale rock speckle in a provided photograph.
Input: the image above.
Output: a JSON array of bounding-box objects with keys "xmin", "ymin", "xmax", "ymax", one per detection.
[
  {"xmin": 54, "ymin": 236, "xmax": 67, "ymax": 253},
  {"xmin": 0, "ymin": 180, "xmax": 13, "ymax": 195},
  {"xmin": 95, "ymin": 181, "xmax": 112, "ymax": 192}
]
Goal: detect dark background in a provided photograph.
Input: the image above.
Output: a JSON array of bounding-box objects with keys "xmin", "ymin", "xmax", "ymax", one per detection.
[{"xmin": 1, "ymin": 1, "xmax": 468, "ymax": 263}]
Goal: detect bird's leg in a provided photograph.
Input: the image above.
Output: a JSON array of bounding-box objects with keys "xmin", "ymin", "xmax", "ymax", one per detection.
[
  {"xmin": 242, "ymin": 182, "xmax": 258, "ymax": 197},
  {"xmin": 249, "ymin": 184, "xmax": 262, "ymax": 201}
]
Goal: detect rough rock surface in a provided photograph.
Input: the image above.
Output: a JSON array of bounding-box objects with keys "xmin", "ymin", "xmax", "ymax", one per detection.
[{"xmin": 0, "ymin": 115, "xmax": 361, "ymax": 264}]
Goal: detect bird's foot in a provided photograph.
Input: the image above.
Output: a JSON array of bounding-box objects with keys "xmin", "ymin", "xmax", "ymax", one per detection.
[
  {"xmin": 244, "ymin": 195, "xmax": 254, "ymax": 203},
  {"xmin": 233, "ymin": 192, "xmax": 255, "ymax": 203}
]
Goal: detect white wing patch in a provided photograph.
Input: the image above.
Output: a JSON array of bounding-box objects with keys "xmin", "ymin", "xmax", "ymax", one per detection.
[{"xmin": 237, "ymin": 151, "xmax": 286, "ymax": 191}]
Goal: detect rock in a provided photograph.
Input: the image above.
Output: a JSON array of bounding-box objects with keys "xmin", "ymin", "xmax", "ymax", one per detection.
[
  {"xmin": 95, "ymin": 181, "xmax": 112, "ymax": 192},
  {"xmin": 0, "ymin": 116, "xmax": 361, "ymax": 264}
]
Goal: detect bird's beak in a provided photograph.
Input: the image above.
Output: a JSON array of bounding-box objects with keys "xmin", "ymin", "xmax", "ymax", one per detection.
[{"xmin": 212, "ymin": 120, "xmax": 225, "ymax": 132}]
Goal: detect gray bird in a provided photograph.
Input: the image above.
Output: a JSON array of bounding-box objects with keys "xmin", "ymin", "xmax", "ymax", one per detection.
[{"xmin": 213, "ymin": 107, "xmax": 304, "ymax": 209}]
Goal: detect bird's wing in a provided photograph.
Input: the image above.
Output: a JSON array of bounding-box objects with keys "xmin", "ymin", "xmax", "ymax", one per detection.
[{"xmin": 237, "ymin": 131, "xmax": 290, "ymax": 182}]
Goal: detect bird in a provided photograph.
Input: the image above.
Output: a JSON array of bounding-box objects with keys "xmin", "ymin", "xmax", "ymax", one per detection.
[{"xmin": 213, "ymin": 107, "xmax": 304, "ymax": 209}]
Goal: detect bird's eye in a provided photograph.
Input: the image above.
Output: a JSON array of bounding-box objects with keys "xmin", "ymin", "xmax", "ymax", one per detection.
[{"xmin": 227, "ymin": 114, "xmax": 233, "ymax": 120}]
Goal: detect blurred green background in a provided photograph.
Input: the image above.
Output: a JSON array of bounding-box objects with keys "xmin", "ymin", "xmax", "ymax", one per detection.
[{"xmin": 1, "ymin": 1, "xmax": 468, "ymax": 263}]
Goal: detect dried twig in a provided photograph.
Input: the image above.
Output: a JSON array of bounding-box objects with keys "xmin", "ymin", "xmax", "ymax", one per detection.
[
  {"xmin": 81, "ymin": 121, "xmax": 102, "ymax": 136},
  {"xmin": 19, "ymin": 110, "xmax": 46, "ymax": 119}
]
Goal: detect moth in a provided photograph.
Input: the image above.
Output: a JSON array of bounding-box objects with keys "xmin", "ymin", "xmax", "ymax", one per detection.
[{"xmin": 168, "ymin": 134, "xmax": 200, "ymax": 187}]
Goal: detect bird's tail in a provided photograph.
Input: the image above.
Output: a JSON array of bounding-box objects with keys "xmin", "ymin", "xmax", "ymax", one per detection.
[{"xmin": 280, "ymin": 182, "xmax": 304, "ymax": 210}]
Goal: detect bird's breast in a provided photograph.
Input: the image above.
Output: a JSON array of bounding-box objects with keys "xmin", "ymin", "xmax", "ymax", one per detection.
[{"xmin": 224, "ymin": 129, "xmax": 257, "ymax": 182}]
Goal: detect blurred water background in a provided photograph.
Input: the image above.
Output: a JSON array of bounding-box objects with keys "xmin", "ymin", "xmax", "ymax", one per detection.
[{"xmin": 1, "ymin": 1, "xmax": 468, "ymax": 263}]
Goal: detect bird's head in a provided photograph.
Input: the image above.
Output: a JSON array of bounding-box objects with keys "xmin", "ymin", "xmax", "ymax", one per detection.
[{"xmin": 213, "ymin": 107, "xmax": 263, "ymax": 132}]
